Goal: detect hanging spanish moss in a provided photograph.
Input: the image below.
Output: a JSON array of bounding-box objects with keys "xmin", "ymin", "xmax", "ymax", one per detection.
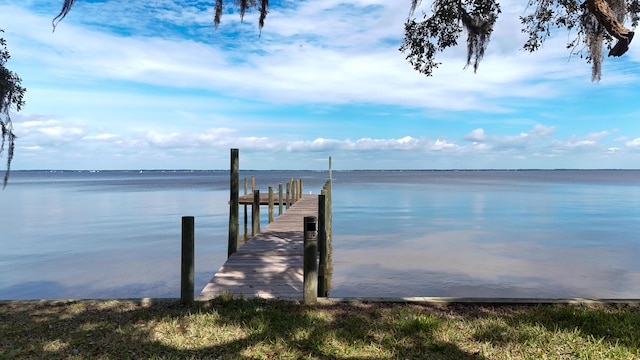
[
  {"xmin": 53, "ymin": 1, "xmax": 270, "ymax": 32},
  {"xmin": 0, "ymin": 123, "xmax": 15, "ymax": 189},
  {"xmin": 214, "ymin": 0, "xmax": 269, "ymax": 31},
  {"xmin": 259, "ymin": 0, "xmax": 269, "ymax": 32},
  {"xmin": 236, "ymin": 0, "xmax": 255, "ymax": 22},
  {"xmin": 214, "ymin": 0, "xmax": 224, "ymax": 29},
  {"xmin": 52, "ymin": 0, "xmax": 75, "ymax": 31},
  {"xmin": 609, "ymin": 0, "xmax": 628, "ymax": 23},
  {"xmin": 404, "ymin": 0, "xmax": 500, "ymax": 75},
  {"xmin": 460, "ymin": 0, "xmax": 500, "ymax": 72},
  {"xmin": 1, "ymin": 30, "xmax": 25, "ymax": 188},
  {"xmin": 578, "ymin": 0, "xmax": 633, "ymax": 80},
  {"xmin": 583, "ymin": 11, "xmax": 605, "ymax": 81}
]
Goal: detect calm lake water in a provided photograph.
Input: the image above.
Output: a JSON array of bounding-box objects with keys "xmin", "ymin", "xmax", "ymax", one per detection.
[{"xmin": 1, "ymin": 170, "xmax": 639, "ymax": 299}]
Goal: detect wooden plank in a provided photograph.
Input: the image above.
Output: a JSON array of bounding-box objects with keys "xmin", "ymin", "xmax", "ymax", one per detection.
[
  {"xmin": 237, "ymin": 193, "xmax": 290, "ymax": 205},
  {"xmin": 198, "ymin": 194, "xmax": 318, "ymax": 300}
]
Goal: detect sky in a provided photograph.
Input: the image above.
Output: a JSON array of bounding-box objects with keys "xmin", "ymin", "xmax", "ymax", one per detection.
[{"xmin": 0, "ymin": 0, "xmax": 639, "ymax": 170}]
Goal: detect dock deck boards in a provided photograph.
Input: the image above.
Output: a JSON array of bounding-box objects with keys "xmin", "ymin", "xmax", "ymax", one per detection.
[{"xmin": 198, "ymin": 194, "xmax": 318, "ymax": 300}]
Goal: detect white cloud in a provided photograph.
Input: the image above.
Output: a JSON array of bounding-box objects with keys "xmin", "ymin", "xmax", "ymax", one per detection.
[
  {"xmin": 464, "ymin": 129, "xmax": 487, "ymax": 142},
  {"xmin": 530, "ymin": 124, "xmax": 556, "ymax": 137},
  {"xmin": 2, "ymin": 1, "xmax": 640, "ymax": 170},
  {"xmin": 83, "ymin": 134, "xmax": 119, "ymax": 141},
  {"xmin": 0, "ymin": 1, "xmax": 617, "ymax": 112},
  {"xmin": 626, "ymin": 138, "xmax": 640, "ymax": 149}
]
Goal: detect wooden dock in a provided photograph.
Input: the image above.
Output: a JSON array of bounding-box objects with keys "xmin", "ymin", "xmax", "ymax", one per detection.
[
  {"xmin": 198, "ymin": 194, "xmax": 319, "ymax": 300},
  {"xmin": 237, "ymin": 193, "xmax": 289, "ymax": 205}
]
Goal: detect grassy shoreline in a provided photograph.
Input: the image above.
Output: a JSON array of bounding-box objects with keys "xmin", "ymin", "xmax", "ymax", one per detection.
[{"xmin": 2, "ymin": 296, "xmax": 639, "ymax": 359}]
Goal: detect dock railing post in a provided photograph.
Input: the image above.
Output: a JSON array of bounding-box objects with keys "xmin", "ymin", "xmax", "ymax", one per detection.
[
  {"xmin": 252, "ymin": 190, "xmax": 260, "ymax": 236},
  {"xmin": 243, "ymin": 177, "xmax": 248, "ymax": 242},
  {"xmin": 285, "ymin": 182, "xmax": 291, "ymax": 209},
  {"xmin": 268, "ymin": 186, "xmax": 274, "ymax": 223},
  {"xmin": 228, "ymin": 148, "xmax": 239, "ymax": 258},
  {"xmin": 278, "ymin": 183, "xmax": 283, "ymax": 216},
  {"xmin": 181, "ymin": 216, "xmax": 195, "ymax": 305},
  {"xmin": 318, "ymin": 194, "xmax": 327, "ymax": 297},
  {"xmin": 303, "ymin": 216, "xmax": 318, "ymax": 305}
]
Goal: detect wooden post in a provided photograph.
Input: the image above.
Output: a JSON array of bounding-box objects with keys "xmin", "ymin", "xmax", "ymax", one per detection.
[
  {"xmin": 285, "ymin": 182, "xmax": 291, "ymax": 209},
  {"xmin": 318, "ymin": 194, "xmax": 327, "ymax": 297},
  {"xmin": 252, "ymin": 190, "xmax": 260, "ymax": 236},
  {"xmin": 278, "ymin": 183, "xmax": 283, "ymax": 216},
  {"xmin": 268, "ymin": 186, "xmax": 274, "ymax": 223},
  {"xmin": 327, "ymin": 179, "xmax": 332, "ymax": 251},
  {"xmin": 291, "ymin": 178, "xmax": 296, "ymax": 205},
  {"xmin": 303, "ymin": 216, "xmax": 318, "ymax": 305},
  {"xmin": 243, "ymin": 178, "xmax": 248, "ymax": 242},
  {"xmin": 251, "ymin": 176, "xmax": 255, "ymax": 193},
  {"xmin": 181, "ymin": 216, "xmax": 195, "ymax": 305},
  {"xmin": 298, "ymin": 179, "xmax": 303, "ymax": 200},
  {"xmin": 228, "ymin": 149, "xmax": 239, "ymax": 258}
]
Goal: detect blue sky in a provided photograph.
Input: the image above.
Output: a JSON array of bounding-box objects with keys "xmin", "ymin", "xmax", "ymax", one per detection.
[{"xmin": 1, "ymin": 0, "xmax": 639, "ymax": 170}]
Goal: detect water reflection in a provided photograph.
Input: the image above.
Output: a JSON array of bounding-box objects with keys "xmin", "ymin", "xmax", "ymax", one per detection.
[
  {"xmin": 2, "ymin": 170, "xmax": 639, "ymax": 299},
  {"xmin": 330, "ymin": 230, "xmax": 640, "ymax": 298},
  {"xmin": 329, "ymin": 172, "xmax": 640, "ymax": 298}
]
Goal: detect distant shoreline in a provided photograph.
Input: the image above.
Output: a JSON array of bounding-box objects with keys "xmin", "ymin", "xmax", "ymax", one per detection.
[{"xmin": 10, "ymin": 168, "xmax": 640, "ymax": 172}]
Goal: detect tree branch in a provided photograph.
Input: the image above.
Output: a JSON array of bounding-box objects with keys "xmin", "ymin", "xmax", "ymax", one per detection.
[{"xmin": 586, "ymin": 0, "xmax": 634, "ymax": 56}]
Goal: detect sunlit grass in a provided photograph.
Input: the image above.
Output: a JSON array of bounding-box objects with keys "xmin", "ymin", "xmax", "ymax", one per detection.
[{"xmin": 1, "ymin": 298, "xmax": 638, "ymax": 359}]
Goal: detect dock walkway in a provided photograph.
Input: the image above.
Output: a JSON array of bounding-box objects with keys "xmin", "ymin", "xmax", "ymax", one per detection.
[{"xmin": 198, "ymin": 194, "xmax": 318, "ymax": 300}]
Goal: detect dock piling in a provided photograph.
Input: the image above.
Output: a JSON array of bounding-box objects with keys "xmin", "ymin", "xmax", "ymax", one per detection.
[
  {"xmin": 318, "ymin": 194, "xmax": 327, "ymax": 297},
  {"xmin": 278, "ymin": 183, "xmax": 283, "ymax": 216},
  {"xmin": 303, "ymin": 216, "xmax": 318, "ymax": 304},
  {"xmin": 181, "ymin": 216, "xmax": 195, "ymax": 305},
  {"xmin": 243, "ymin": 178, "xmax": 248, "ymax": 241},
  {"xmin": 228, "ymin": 148, "xmax": 239, "ymax": 258},
  {"xmin": 268, "ymin": 186, "xmax": 274, "ymax": 223},
  {"xmin": 252, "ymin": 190, "xmax": 260, "ymax": 236},
  {"xmin": 285, "ymin": 182, "xmax": 291, "ymax": 209}
]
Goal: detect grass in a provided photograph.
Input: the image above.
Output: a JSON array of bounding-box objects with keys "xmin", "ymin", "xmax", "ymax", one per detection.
[{"xmin": 1, "ymin": 296, "xmax": 639, "ymax": 359}]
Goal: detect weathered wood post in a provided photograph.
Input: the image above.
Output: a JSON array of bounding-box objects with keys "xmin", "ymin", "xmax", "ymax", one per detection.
[
  {"xmin": 278, "ymin": 183, "xmax": 283, "ymax": 216},
  {"xmin": 327, "ymin": 178, "xmax": 332, "ymax": 251},
  {"xmin": 328, "ymin": 156, "xmax": 333, "ymax": 250},
  {"xmin": 228, "ymin": 148, "xmax": 239, "ymax": 258},
  {"xmin": 268, "ymin": 186, "xmax": 274, "ymax": 223},
  {"xmin": 252, "ymin": 190, "xmax": 260, "ymax": 236},
  {"xmin": 243, "ymin": 177, "xmax": 248, "ymax": 241},
  {"xmin": 298, "ymin": 179, "xmax": 303, "ymax": 200},
  {"xmin": 181, "ymin": 216, "xmax": 195, "ymax": 305},
  {"xmin": 285, "ymin": 182, "xmax": 291, "ymax": 209},
  {"xmin": 303, "ymin": 216, "xmax": 318, "ymax": 304},
  {"xmin": 317, "ymin": 194, "xmax": 327, "ymax": 297},
  {"xmin": 290, "ymin": 178, "xmax": 296, "ymax": 205}
]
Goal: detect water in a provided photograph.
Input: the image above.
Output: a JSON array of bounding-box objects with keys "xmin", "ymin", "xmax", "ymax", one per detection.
[
  {"xmin": 330, "ymin": 170, "xmax": 640, "ymax": 298},
  {"xmin": 1, "ymin": 170, "xmax": 639, "ymax": 299}
]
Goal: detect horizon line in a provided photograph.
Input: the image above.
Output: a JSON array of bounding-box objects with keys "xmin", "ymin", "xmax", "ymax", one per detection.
[{"xmin": 8, "ymin": 168, "xmax": 640, "ymax": 172}]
